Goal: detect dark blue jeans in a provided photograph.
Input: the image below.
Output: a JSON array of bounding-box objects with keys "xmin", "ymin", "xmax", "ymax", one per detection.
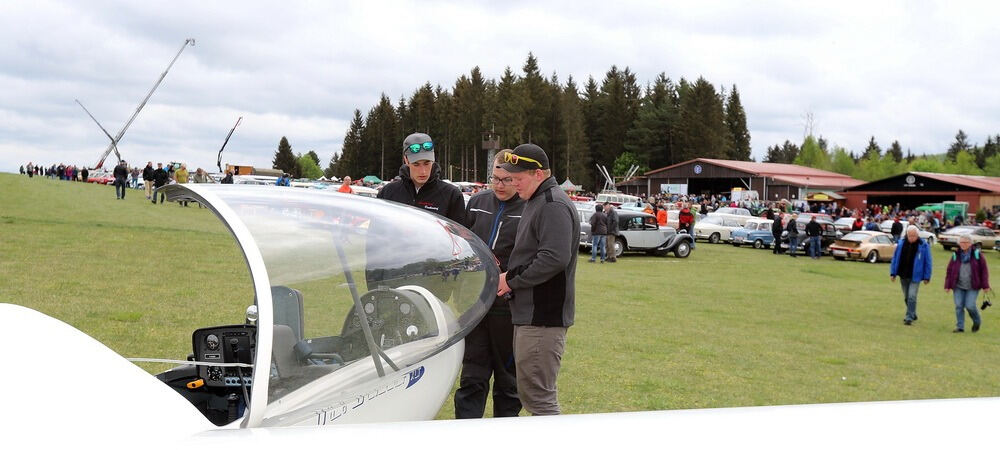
[
  {"xmin": 953, "ymin": 288, "xmax": 982, "ymax": 330},
  {"xmin": 114, "ymin": 180, "xmax": 126, "ymax": 199},
  {"xmin": 788, "ymin": 235, "xmax": 799, "ymax": 256},
  {"xmin": 899, "ymin": 277, "xmax": 921, "ymax": 321},
  {"xmin": 809, "ymin": 236, "xmax": 822, "ymax": 257}
]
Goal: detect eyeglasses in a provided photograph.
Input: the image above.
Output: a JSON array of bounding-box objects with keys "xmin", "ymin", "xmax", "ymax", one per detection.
[
  {"xmin": 407, "ymin": 141, "xmax": 434, "ymax": 153},
  {"xmin": 490, "ymin": 175, "xmax": 513, "ymax": 185},
  {"xmin": 503, "ymin": 152, "xmax": 543, "ymax": 168}
]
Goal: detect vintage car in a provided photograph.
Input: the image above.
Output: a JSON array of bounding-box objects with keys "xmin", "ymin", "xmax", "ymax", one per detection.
[
  {"xmin": 707, "ymin": 207, "xmax": 754, "ymax": 226},
  {"xmin": 580, "ymin": 209, "xmax": 693, "ymax": 258},
  {"xmin": 878, "ymin": 220, "xmax": 937, "ymax": 246},
  {"xmin": 730, "ymin": 218, "xmax": 775, "ymax": 249},
  {"xmin": 828, "ymin": 231, "xmax": 897, "ymax": 263},
  {"xmin": 694, "ymin": 215, "xmax": 742, "ymax": 243},
  {"xmin": 833, "ymin": 217, "xmax": 856, "ymax": 234},
  {"xmin": 779, "ymin": 217, "xmax": 841, "ymax": 254},
  {"xmin": 938, "ymin": 225, "xmax": 998, "ymax": 250}
]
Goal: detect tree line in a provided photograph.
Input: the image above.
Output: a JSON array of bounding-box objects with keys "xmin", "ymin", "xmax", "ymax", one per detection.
[
  {"xmin": 269, "ymin": 53, "xmax": 752, "ymax": 190},
  {"xmin": 765, "ymin": 130, "xmax": 1000, "ymax": 181}
]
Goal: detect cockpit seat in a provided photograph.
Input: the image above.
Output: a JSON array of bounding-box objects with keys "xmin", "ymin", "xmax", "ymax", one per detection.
[{"xmin": 271, "ymin": 286, "xmax": 304, "ymax": 341}]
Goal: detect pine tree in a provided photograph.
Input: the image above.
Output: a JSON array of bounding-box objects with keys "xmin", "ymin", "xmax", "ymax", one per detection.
[
  {"xmin": 325, "ymin": 153, "xmax": 341, "ymax": 179},
  {"xmin": 338, "ymin": 110, "xmax": 365, "ymax": 177},
  {"xmin": 559, "ymin": 75, "xmax": 591, "ymax": 188},
  {"xmin": 947, "ymin": 129, "xmax": 970, "ymax": 161},
  {"xmin": 724, "ymin": 85, "xmax": 751, "ymax": 161},
  {"xmin": 305, "ymin": 150, "xmax": 321, "ymax": 166},
  {"xmin": 581, "ymin": 76, "xmax": 602, "ymax": 187},
  {"xmin": 674, "ymin": 77, "xmax": 728, "ymax": 162},
  {"xmin": 272, "ymin": 136, "xmax": 297, "ymax": 173},
  {"xmin": 863, "ymin": 136, "xmax": 882, "ymax": 159},
  {"xmin": 887, "ymin": 140, "xmax": 903, "ymax": 163},
  {"xmin": 520, "ymin": 53, "xmax": 551, "ymax": 148}
]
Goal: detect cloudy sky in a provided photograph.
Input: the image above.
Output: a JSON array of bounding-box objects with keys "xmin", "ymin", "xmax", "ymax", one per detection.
[{"xmin": 2, "ymin": 0, "xmax": 998, "ymax": 174}]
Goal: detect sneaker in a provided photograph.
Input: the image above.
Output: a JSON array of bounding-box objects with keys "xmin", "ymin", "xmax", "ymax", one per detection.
[
  {"xmin": 600, "ymin": 260, "xmax": 604, "ymax": 264},
  {"xmin": 953, "ymin": 328, "xmax": 964, "ymax": 333},
  {"xmin": 588, "ymin": 259, "xmax": 594, "ymax": 263},
  {"xmin": 972, "ymin": 323, "xmax": 981, "ymax": 332},
  {"xmin": 903, "ymin": 320, "xmax": 912, "ymax": 325}
]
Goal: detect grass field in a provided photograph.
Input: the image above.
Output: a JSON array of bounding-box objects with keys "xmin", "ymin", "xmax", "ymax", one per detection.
[{"xmin": 2, "ymin": 172, "xmax": 999, "ymax": 420}]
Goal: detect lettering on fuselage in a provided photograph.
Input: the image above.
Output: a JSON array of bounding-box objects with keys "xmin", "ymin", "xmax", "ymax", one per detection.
[{"xmin": 313, "ymin": 365, "xmax": 425, "ymax": 425}]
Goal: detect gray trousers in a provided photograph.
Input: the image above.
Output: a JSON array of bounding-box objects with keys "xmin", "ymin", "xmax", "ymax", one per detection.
[{"xmin": 513, "ymin": 325, "xmax": 567, "ymax": 415}]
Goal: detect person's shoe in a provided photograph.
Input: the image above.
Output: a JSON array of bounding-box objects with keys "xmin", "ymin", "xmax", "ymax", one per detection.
[
  {"xmin": 912, "ymin": 315, "xmax": 918, "ymax": 322},
  {"xmin": 600, "ymin": 260, "xmax": 604, "ymax": 264},
  {"xmin": 972, "ymin": 322, "xmax": 981, "ymax": 332},
  {"xmin": 903, "ymin": 319, "xmax": 912, "ymax": 325},
  {"xmin": 953, "ymin": 328, "xmax": 964, "ymax": 333},
  {"xmin": 588, "ymin": 259, "xmax": 595, "ymax": 263}
]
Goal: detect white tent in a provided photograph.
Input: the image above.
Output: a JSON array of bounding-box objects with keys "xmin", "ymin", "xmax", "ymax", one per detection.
[{"xmin": 560, "ymin": 179, "xmax": 583, "ymax": 192}]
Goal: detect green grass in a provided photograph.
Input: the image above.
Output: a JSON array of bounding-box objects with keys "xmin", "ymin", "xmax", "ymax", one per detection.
[{"xmin": 2, "ymin": 173, "xmax": 999, "ymax": 420}]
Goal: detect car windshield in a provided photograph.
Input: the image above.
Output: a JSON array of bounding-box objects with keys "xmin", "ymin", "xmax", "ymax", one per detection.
[
  {"xmin": 835, "ymin": 218, "xmax": 854, "ymax": 226},
  {"xmin": 841, "ymin": 232, "xmax": 871, "ymax": 241}
]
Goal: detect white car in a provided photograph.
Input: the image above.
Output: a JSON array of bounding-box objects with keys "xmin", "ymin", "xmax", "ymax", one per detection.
[
  {"xmin": 708, "ymin": 207, "xmax": 754, "ymax": 226},
  {"xmin": 878, "ymin": 220, "xmax": 936, "ymax": 245},
  {"xmin": 694, "ymin": 216, "xmax": 742, "ymax": 243}
]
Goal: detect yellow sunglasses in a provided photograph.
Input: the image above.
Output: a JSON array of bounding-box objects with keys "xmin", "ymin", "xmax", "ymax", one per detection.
[{"xmin": 504, "ymin": 152, "xmax": 543, "ymax": 168}]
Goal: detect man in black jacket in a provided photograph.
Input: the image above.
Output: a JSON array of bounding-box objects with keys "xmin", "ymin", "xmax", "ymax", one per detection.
[
  {"xmin": 772, "ymin": 213, "xmax": 785, "ymax": 254},
  {"xmin": 152, "ymin": 163, "xmax": 170, "ymax": 204},
  {"xmin": 605, "ymin": 203, "xmax": 619, "ymax": 263},
  {"xmin": 786, "ymin": 213, "xmax": 800, "ymax": 257},
  {"xmin": 113, "ymin": 160, "xmax": 129, "ymax": 200},
  {"xmin": 496, "ymin": 143, "xmax": 578, "ymax": 415},
  {"xmin": 454, "ymin": 150, "xmax": 524, "ymax": 419},
  {"xmin": 589, "ymin": 204, "xmax": 608, "ymax": 263},
  {"xmin": 377, "ymin": 132, "xmax": 465, "ymax": 224},
  {"xmin": 805, "ymin": 215, "xmax": 823, "ymax": 259},
  {"xmin": 142, "ymin": 162, "xmax": 155, "ymax": 199}
]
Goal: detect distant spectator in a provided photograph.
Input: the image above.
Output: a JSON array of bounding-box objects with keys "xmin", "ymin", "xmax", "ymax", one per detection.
[
  {"xmin": 890, "ymin": 217, "xmax": 903, "ymax": 242},
  {"xmin": 220, "ymin": 170, "xmax": 234, "ymax": 184},
  {"xmin": 589, "ymin": 204, "xmax": 608, "ymax": 263},
  {"xmin": 605, "ymin": 203, "xmax": 619, "ymax": 263},
  {"xmin": 142, "ymin": 162, "xmax": 155, "ymax": 200},
  {"xmin": 338, "ymin": 176, "xmax": 354, "ymax": 193},
  {"xmin": 175, "ymin": 164, "xmax": 190, "ymax": 207},
  {"xmin": 26, "ymin": 162, "xmax": 34, "ymax": 178},
  {"xmin": 152, "ymin": 163, "xmax": 169, "ymax": 204},
  {"xmin": 772, "ymin": 213, "xmax": 785, "ymax": 254},
  {"xmin": 786, "ymin": 213, "xmax": 800, "ymax": 257},
  {"xmin": 113, "ymin": 160, "xmax": 129, "ymax": 200},
  {"xmin": 805, "ymin": 215, "xmax": 822, "ymax": 259},
  {"xmin": 276, "ymin": 173, "xmax": 291, "ymax": 186},
  {"xmin": 81, "ymin": 166, "xmax": 89, "ymax": 183}
]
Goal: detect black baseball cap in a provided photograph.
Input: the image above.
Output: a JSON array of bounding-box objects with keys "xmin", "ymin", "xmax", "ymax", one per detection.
[
  {"xmin": 499, "ymin": 143, "xmax": 549, "ymax": 172},
  {"xmin": 402, "ymin": 132, "xmax": 435, "ymax": 163}
]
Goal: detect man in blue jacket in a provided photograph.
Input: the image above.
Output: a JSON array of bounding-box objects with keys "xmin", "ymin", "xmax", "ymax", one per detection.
[{"xmin": 890, "ymin": 225, "xmax": 933, "ymax": 325}]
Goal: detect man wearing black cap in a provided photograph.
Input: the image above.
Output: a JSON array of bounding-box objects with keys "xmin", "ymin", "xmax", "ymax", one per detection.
[
  {"xmin": 377, "ymin": 132, "xmax": 465, "ymax": 224},
  {"xmin": 496, "ymin": 143, "xmax": 578, "ymax": 415},
  {"xmin": 454, "ymin": 149, "xmax": 524, "ymax": 419}
]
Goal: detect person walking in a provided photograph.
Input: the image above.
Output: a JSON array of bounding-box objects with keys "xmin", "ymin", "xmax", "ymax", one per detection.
[
  {"xmin": 805, "ymin": 215, "xmax": 822, "ymax": 259},
  {"xmin": 152, "ymin": 163, "xmax": 169, "ymax": 204},
  {"xmin": 944, "ymin": 234, "xmax": 990, "ymax": 332},
  {"xmin": 496, "ymin": 143, "xmax": 578, "ymax": 416},
  {"xmin": 113, "ymin": 160, "xmax": 129, "ymax": 199},
  {"xmin": 605, "ymin": 203, "xmax": 619, "ymax": 263},
  {"xmin": 175, "ymin": 164, "xmax": 190, "ymax": 207},
  {"xmin": 890, "ymin": 217, "xmax": 903, "ymax": 242},
  {"xmin": 142, "ymin": 162, "xmax": 155, "ymax": 200},
  {"xmin": 678, "ymin": 203, "xmax": 695, "ymax": 249},
  {"xmin": 454, "ymin": 150, "xmax": 524, "ymax": 419},
  {"xmin": 890, "ymin": 225, "xmax": 933, "ymax": 325},
  {"xmin": 786, "ymin": 213, "xmax": 800, "ymax": 257},
  {"xmin": 589, "ymin": 204, "xmax": 608, "ymax": 263}
]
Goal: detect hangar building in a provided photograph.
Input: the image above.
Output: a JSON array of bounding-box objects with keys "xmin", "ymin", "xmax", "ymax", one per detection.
[
  {"xmin": 840, "ymin": 172, "xmax": 1000, "ymax": 212},
  {"xmin": 617, "ymin": 158, "xmax": 864, "ymax": 201}
]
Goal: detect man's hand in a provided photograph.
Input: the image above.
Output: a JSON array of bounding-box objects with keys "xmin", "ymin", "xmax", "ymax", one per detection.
[
  {"xmin": 923, "ymin": 279, "xmax": 930, "ymax": 285},
  {"xmin": 890, "ymin": 275, "xmax": 896, "ymax": 282},
  {"xmin": 497, "ymin": 272, "xmax": 511, "ymax": 296},
  {"xmin": 945, "ymin": 288, "xmax": 951, "ymax": 293}
]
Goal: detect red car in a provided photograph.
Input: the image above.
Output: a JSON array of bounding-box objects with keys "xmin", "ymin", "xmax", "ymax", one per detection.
[{"xmin": 87, "ymin": 173, "xmax": 115, "ymax": 184}]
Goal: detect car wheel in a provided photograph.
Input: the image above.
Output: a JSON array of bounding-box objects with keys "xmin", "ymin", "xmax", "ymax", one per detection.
[
  {"xmin": 709, "ymin": 233, "xmax": 720, "ymax": 244},
  {"xmin": 753, "ymin": 239, "xmax": 764, "ymax": 249},
  {"xmin": 942, "ymin": 245, "xmax": 952, "ymax": 251},
  {"xmin": 614, "ymin": 237, "xmax": 625, "ymax": 258},
  {"xmin": 674, "ymin": 241, "xmax": 691, "ymax": 258},
  {"xmin": 834, "ymin": 256, "xmax": 845, "ymax": 261},
  {"xmin": 867, "ymin": 251, "xmax": 879, "ymax": 264}
]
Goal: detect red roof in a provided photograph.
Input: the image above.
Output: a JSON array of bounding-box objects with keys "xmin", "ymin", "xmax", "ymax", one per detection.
[
  {"xmin": 911, "ymin": 172, "xmax": 1000, "ymax": 193},
  {"xmin": 645, "ymin": 158, "xmax": 864, "ymax": 188}
]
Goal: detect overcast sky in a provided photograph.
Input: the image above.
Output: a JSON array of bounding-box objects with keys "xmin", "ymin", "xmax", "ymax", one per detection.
[{"xmin": 2, "ymin": 0, "xmax": 998, "ymax": 175}]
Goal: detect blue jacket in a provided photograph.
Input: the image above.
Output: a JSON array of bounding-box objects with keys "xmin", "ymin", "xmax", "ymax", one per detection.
[{"xmin": 890, "ymin": 238, "xmax": 932, "ymax": 281}]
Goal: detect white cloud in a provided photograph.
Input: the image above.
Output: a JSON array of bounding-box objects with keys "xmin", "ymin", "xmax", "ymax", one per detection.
[{"xmin": 2, "ymin": 0, "xmax": 1000, "ymax": 173}]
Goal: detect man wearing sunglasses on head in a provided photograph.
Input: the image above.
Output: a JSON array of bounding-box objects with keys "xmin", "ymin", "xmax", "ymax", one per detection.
[
  {"xmin": 377, "ymin": 132, "xmax": 466, "ymax": 225},
  {"xmin": 495, "ymin": 143, "xmax": 578, "ymax": 416},
  {"xmin": 454, "ymin": 149, "xmax": 525, "ymax": 419}
]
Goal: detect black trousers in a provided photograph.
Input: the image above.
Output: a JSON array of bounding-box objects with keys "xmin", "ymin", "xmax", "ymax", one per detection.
[
  {"xmin": 454, "ymin": 310, "xmax": 521, "ymax": 418},
  {"xmin": 114, "ymin": 180, "xmax": 126, "ymax": 199}
]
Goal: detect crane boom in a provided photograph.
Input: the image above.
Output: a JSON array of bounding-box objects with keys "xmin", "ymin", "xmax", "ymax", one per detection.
[
  {"xmin": 90, "ymin": 38, "xmax": 195, "ymax": 169},
  {"xmin": 217, "ymin": 117, "xmax": 243, "ymax": 172}
]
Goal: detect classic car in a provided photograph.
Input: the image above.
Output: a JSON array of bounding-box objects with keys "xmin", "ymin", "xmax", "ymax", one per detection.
[
  {"xmin": 828, "ymin": 231, "xmax": 897, "ymax": 263},
  {"xmin": 878, "ymin": 220, "xmax": 936, "ymax": 245},
  {"xmin": 779, "ymin": 217, "xmax": 841, "ymax": 254},
  {"xmin": 730, "ymin": 218, "xmax": 775, "ymax": 249},
  {"xmin": 693, "ymin": 215, "xmax": 742, "ymax": 243},
  {"xmin": 707, "ymin": 207, "xmax": 754, "ymax": 226},
  {"xmin": 938, "ymin": 226, "xmax": 997, "ymax": 250},
  {"xmin": 580, "ymin": 209, "xmax": 693, "ymax": 258}
]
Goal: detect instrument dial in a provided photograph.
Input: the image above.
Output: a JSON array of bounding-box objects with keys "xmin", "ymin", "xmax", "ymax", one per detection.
[
  {"xmin": 364, "ymin": 302, "xmax": 375, "ymax": 314},
  {"xmin": 206, "ymin": 334, "xmax": 220, "ymax": 351},
  {"xmin": 399, "ymin": 303, "xmax": 411, "ymax": 315}
]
